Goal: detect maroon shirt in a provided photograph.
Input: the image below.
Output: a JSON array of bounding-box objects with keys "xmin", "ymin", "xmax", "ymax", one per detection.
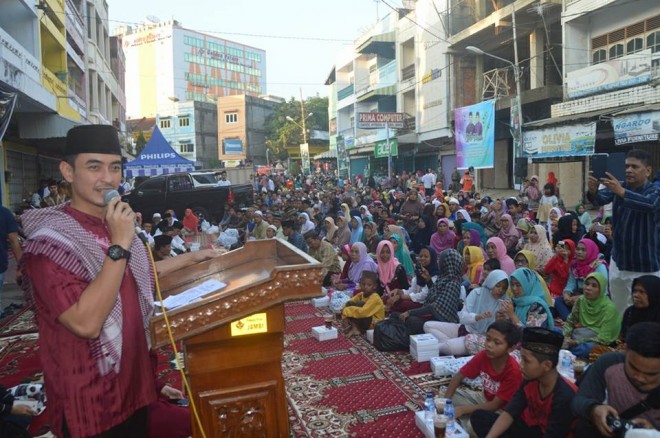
[{"xmin": 24, "ymin": 206, "xmax": 155, "ymax": 437}]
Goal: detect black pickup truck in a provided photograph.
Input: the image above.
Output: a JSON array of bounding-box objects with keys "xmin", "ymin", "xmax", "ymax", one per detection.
[{"xmin": 122, "ymin": 173, "xmax": 253, "ymax": 223}]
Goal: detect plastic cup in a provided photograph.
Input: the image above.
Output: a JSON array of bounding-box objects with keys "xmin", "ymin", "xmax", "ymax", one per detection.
[
  {"xmin": 434, "ymin": 397, "xmax": 446, "ymax": 414},
  {"xmin": 574, "ymin": 360, "xmax": 587, "ymax": 379},
  {"xmin": 434, "ymin": 414, "xmax": 447, "ymax": 437},
  {"xmin": 324, "ymin": 314, "xmax": 333, "ymax": 330}
]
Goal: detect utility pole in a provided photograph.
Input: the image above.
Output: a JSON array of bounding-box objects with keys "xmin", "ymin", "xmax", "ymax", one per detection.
[{"xmin": 299, "ymin": 88, "xmax": 307, "ymax": 145}]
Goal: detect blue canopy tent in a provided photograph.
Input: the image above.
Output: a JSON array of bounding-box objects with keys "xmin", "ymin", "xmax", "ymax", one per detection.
[{"xmin": 124, "ymin": 127, "xmax": 195, "ymax": 177}]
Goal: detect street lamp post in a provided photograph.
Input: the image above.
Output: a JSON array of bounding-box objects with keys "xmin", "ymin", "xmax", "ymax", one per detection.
[
  {"xmin": 466, "ymin": 45, "xmax": 523, "ymax": 187},
  {"xmin": 168, "ymin": 96, "xmax": 180, "ymax": 152}
]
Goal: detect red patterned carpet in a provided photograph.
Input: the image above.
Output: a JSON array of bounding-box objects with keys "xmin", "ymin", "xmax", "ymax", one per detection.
[
  {"xmin": 284, "ymin": 301, "xmax": 443, "ymax": 437},
  {"xmin": 0, "ymin": 302, "xmax": 445, "ymax": 437}
]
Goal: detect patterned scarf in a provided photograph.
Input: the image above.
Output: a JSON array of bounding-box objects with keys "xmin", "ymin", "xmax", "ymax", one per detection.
[
  {"xmin": 20, "ymin": 204, "xmax": 155, "ymax": 376},
  {"xmin": 425, "ymin": 249, "xmax": 463, "ymax": 323}
]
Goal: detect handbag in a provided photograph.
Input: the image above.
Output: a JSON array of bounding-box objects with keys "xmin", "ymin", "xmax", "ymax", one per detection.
[{"xmin": 373, "ymin": 314, "xmax": 410, "ymax": 351}]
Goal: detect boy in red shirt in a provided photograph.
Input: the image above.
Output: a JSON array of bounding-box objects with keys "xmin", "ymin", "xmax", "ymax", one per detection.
[
  {"xmin": 444, "ymin": 320, "xmax": 523, "ymax": 431},
  {"xmin": 471, "ymin": 327, "xmax": 577, "ymax": 438}
]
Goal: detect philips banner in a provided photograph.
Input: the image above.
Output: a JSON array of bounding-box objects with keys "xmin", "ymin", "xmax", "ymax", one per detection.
[{"xmin": 454, "ymin": 100, "xmax": 495, "ymax": 169}]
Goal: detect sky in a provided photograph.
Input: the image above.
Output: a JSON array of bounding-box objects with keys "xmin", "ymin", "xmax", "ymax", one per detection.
[{"xmin": 108, "ymin": 0, "xmax": 394, "ymax": 100}]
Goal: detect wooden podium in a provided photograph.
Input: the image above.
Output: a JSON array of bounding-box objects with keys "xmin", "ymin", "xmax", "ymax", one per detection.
[{"xmin": 150, "ymin": 239, "xmax": 323, "ymax": 437}]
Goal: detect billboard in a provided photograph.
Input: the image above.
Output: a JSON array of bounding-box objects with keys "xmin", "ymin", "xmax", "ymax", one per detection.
[
  {"xmin": 223, "ymin": 138, "xmax": 243, "ymax": 155},
  {"xmin": 454, "ymin": 100, "xmax": 495, "ymax": 169},
  {"xmin": 566, "ymin": 50, "xmax": 655, "ymax": 99},
  {"xmin": 613, "ymin": 111, "xmax": 660, "ymax": 145},
  {"xmin": 522, "ymin": 122, "xmax": 596, "ymax": 158}
]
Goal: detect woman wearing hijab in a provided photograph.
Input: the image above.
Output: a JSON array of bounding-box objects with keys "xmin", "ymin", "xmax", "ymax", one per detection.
[
  {"xmin": 340, "ymin": 203, "xmax": 351, "ymax": 221},
  {"xmin": 457, "ymin": 228, "xmax": 485, "ymax": 258},
  {"xmin": 555, "ymin": 238, "xmax": 608, "ymax": 320},
  {"xmin": 553, "ymin": 214, "xmax": 580, "ymax": 247},
  {"xmin": 621, "ymin": 275, "xmax": 660, "ymax": 339},
  {"xmin": 575, "ymin": 203, "xmax": 592, "ymax": 231},
  {"xmin": 497, "ymin": 214, "xmax": 520, "ymax": 257},
  {"xmin": 389, "ymin": 247, "xmax": 439, "ymax": 312},
  {"xmin": 182, "ymin": 208, "xmax": 199, "ymax": 233},
  {"xmin": 338, "ymin": 244, "xmax": 353, "ymax": 281},
  {"xmin": 435, "ymin": 203, "xmax": 451, "ymax": 219},
  {"xmin": 563, "ymin": 272, "xmax": 621, "ymax": 358},
  {"xmin": 499, "ymin": 267, "xmax": 554, "ymax": 329},
  {"xmin": 333, "ymin": 242, "xmax": 378, "ymax": 291},
  {"xmin": 334, "ymin": 215, "xmax": 352, "ymax": 248},
  {"xmin": 323, "ymin": 217, "xmax": 338, "ymax": 246},
  {"xmin": 299, "ymin": 212, "xmax": 316, "ymax": 235},
  {"xmin": 546, "ymin": 207, "xmax": 563, "ymax": 242},
  {"xmin": 430, "ymin": 218, "xmax": 456, "ymax": 256},
  {"xmin": 362, "ymin": 221, "xmax": 380, "ymax": 254},
  {"xmin": 544, "ymin": 239, "xmax": 575, "ymax": 300},
  {"xmin": 411, "ymin": 215, "xmax": 435, "ymax": 254},
  {"xmin": 456, "ymin": 209, "xmax": 472, "ymax": 223},
  {"xmin": 485, "ymin": 237, "xmax": 515, "ymax": 275},
  {"xmin": 388, "ymin": 224, "xmax": 412, "ymax": 251},
  {"xmin": 426, "ymin": 270, "xmax": 510, "ymax": 356},
  {"xmin": 523, "ymin": 225, "xmax": 554, "ymax": 272},
  {"xmin": 375, "ymin": 240, "xmax": 410, "ymax": 301},
  {"xmin": 513, "ymin": 250, "xmax": 553, "ymax": 305},
  {"xmin": 482, "ymin": 198, "xmax": 503, "ymax": 238},
  {"xmin": 402, "ymin": 249, "xmax": 464, "ymax": 324},
  {"xmin": 462, "ymin": 221, "xmax": 488, "ymax": 249},
  {"xmin": 463, "ymin": 246, "xmax": 485, "ymax": 288},
  {"xmin": 349, "ymin": 216, "xmax": 364, "ymax": 245},
  {"xmin": 359, "ymin": 205, "xmax": 373, "ymax": 222},
  {"xmin": 389, "ymin": 233, "xmax": 415, "ymax": 277}
]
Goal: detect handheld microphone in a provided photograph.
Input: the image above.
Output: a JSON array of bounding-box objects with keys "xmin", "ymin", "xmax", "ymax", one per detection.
[{"xmin": 104, "ymin": 190, "xmax": 149, "ymax": 244}]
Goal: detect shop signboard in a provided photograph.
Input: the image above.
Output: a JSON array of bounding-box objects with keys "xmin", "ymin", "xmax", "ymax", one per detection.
[
  {"xmin": 522, "ymin": 122, "xmax": 596, "ymax": 158},
  {"xmin": 612, "ymin": 111, "xmax": 660, "ymax": 145}
]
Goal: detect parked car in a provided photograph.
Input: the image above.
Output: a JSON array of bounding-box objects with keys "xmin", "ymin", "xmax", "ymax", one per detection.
[{"xmin": 122, "ymin": 173, "xmax": 253, "ymax": 223}]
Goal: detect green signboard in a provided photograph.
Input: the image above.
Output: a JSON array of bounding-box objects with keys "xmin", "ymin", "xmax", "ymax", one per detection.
[{"xmin": 374, "ymin": 138, "xmax": 398, "ymax": 158}]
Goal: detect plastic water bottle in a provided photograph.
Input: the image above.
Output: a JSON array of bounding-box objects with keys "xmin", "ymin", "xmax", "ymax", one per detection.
[
  {"xmin": 444, "ymin": 399, "xmax": 456, "ymax": 433},
  {"xmin": 559, "ymin": 350, "xmax": 574, "ymax": 380},
  {"xmin": 424, "ymin": 392, "xmax": 435, "ymax": 428}
]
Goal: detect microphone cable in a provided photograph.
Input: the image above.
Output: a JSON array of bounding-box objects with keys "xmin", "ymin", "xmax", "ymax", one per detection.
[{"xmin": 142, "ymin": 239, "xmax": 208, "ymax": 438}]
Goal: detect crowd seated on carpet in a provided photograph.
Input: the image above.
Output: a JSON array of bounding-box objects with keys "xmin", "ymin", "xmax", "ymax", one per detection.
[{"xmin": 8, "ymin": 148, "xmax": 659, "ymax": 436}]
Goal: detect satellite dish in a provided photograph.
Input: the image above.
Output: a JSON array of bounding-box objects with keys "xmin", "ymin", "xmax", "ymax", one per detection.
[{"xmin": 146, "ymin": 15, "xmax": 160, "ymax": 24}]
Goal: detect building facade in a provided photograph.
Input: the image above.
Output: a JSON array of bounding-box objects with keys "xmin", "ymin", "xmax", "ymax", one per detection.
[
  {"xmin": 117, "ymin": 20, "xmax": 267, "ymax": 120},
  {"xmin": 326, "ymin": 0, "xmax": 453, "ymax": 184},
  {"xmin": 216, "ymin": 94, "xmax": 284, "ymax": 166},
  {"xmin": 0, "ymin": 0, "xmax": 125, "ymax": 210}
]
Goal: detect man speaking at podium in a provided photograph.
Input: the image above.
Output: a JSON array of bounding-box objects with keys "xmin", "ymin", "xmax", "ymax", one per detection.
[{"xmin": 19, "ymin": 125, "xmax": 221, "ymax": 438}]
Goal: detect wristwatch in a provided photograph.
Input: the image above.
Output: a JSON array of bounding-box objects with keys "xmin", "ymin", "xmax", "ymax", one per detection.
[{"xmin": 107, "ymin": 245, "xmax": 131, "ymax": 261}]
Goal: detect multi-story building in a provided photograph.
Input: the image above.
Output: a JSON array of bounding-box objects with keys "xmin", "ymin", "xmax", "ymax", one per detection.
[
  {"xmin": 215, "ymin": 94, "xmax": 284, "ymax": 166},
  {"xmin": 155, "ymin": 99, "xmax": 219, "ymax": 169},
  {"xmin": 326, "ymin": 0, "xmax": 453, "ymax": 184},
  {"xmin": 117, "ymin": 20, "xmax": 267, "ymax": 120},
  {"xmin": 0, "ymin": 0, "xmax": 125, "ymax": 210}
]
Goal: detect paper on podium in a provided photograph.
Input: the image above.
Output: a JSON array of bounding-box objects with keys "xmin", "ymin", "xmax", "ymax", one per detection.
[{"xmin": 155, "ymin": 279, "xmax": 226, "ymax": 311}]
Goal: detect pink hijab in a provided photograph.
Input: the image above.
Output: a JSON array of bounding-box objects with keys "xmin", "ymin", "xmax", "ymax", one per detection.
[
  {"xmin": 486, "ymin": 236, "xmax": 516, "ymax": 275},
  {"xmin": 498, "ymin": 214, "xmax": 520, "ymax": 241},
  {"xmin": 572, "ymin": 238, "xmax": 602, "ymax": 279},
  {"xmin": 430, "ymin": 218, "xmax": 456, "ymax": 255},
  {"xmin": 376, "ymin": 240, "xmax": 400, "ymax": 286}
]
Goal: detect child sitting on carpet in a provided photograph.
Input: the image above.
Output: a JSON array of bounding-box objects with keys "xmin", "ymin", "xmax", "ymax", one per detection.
[
  {"xmin": 1, "ymin": 384, "xmax": 37, "ymax": 438},
  {"xmin": 342, "ymin": 271, "xmax": 385, "ymax": 337},
  {"xmin": 443, "ymin": 320, "xmax": 523, "ymax": 433},
  {"xmin": 471, "ymin": 327, "xmax": 577, "ymax": 438}
]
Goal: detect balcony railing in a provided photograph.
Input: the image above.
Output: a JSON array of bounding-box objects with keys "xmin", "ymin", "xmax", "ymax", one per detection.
[
  {"xmin": 401, "ymin": 64, "xmax": 415, "ymax": 81},
  {"xmin": 337, "ymin": 84, "xmax": 354, "ymax": 101}
]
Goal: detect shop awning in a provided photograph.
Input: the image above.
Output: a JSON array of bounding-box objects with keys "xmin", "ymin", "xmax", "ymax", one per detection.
[
  {"xmin": 314, "ymin": 149, "xmax": 337, "ymax": 160},
  {"xmin": 356, "ymin": 31, "xmax": 396, "ymax": 56},
  {"xmin": 523, "ymin": 108, "xmax": 622, "ymax": 128},
  {"xmin": 356, "ymin": 84, "xmax": 397, "ymax": 103}
]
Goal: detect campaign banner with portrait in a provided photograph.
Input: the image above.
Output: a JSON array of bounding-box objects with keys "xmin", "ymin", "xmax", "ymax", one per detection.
[
  {"xmin": 454, "ymin": 100, "xmax": 495, "ymax": 169},
  {"xmin": 612, "ymin": 111, "xmax": 660, "ymax": 145},
  {"xmin": 522, "ymin": 122, "xmax": 596, "ymax": 158}
]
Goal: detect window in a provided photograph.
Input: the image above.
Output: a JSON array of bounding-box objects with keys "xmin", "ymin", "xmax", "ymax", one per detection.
[
  {"xmin": 592, "ymin": 49, "xmax": 607, "ymax": 64},
  {"xmin": 627, "ymin": 37, "xmax": 644, "ymax": 54},
  {"xmin": 609, "ymin": 43, "xmax": 624, "ymax": 59},
  {"xmin": 179, "ymin": 117, "xmax": 190, "ymax": 127},
  {"xmin": 649, "ymin": 31, "xmax": 660, "ymax": 53},
  {"xmin": 225, "ymin": 112, "xmax": 238, "ymax": 124},
  {"xmin": 160, "ymin": 119, "xmax": 171, "ymax": 129},
  {"xmin": 180, "ymin": 143, "xmax": 194, "ymax": 153},
  {"xmin": 139, "ymin": 178, "xmax": 165, "ymax": 194},
  {"xmin": 168, "ymin": 175, "xmax": 193, "ymax": 192}
]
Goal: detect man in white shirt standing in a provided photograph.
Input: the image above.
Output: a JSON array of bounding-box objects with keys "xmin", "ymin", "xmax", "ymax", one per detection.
[
  {"xmin": 215, "ymin": 170, "xmax": 232, "ymax": 186},
  {"xmin": 421, "ymin": 168, "xmax": 436, "ymax": 198}
]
